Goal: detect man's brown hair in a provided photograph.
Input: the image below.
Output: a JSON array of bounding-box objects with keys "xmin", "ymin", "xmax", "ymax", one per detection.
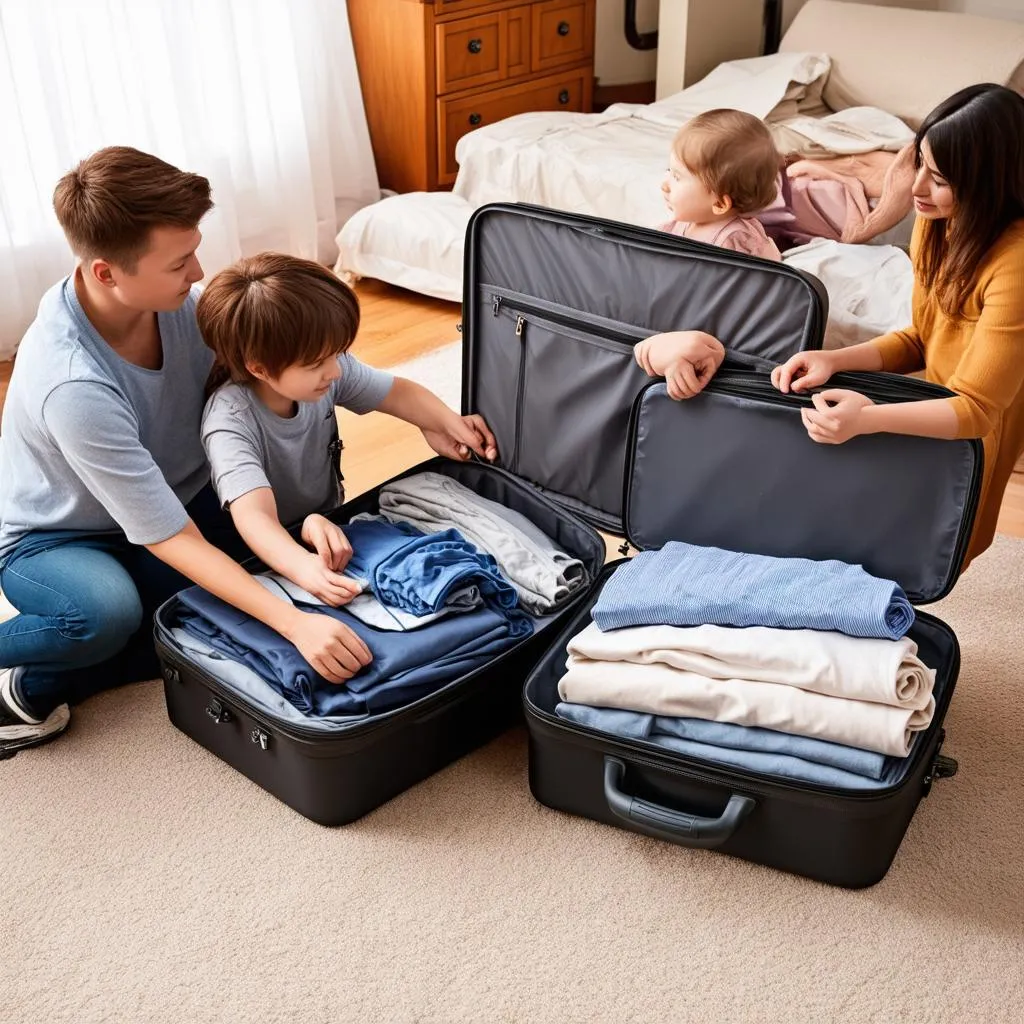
[
  {"xmin": 53, "ymin": 146, "xmax": 213, "ymax": 270},
  {"xmin": 197, "ymin": 253, "xmax": 361, "ymax": 396},
  {"xmin": 672, "ymin": 109, "xmax": 780, "ymax": 214}
]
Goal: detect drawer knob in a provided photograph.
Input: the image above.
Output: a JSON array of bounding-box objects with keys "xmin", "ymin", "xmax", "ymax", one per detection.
[
  {"xmin": 558, "ymin": 90, "xmax": 570, "ymax": 105},
  {"xmin": 468, "ymin": 113, "xmax": 482, "ymax": 126},
  {"xmin": 557, "ymin": 21, "xmax": 571, "ymax": 36},
  {"xmin": 467, "ymin": 38, "xmax": 483, "ymax": 54}
]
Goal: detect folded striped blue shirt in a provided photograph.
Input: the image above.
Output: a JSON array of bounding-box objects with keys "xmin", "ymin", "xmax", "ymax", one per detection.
[{"xmin": 593, "ymin": 541, "xmax": 914, "ymax": 639}]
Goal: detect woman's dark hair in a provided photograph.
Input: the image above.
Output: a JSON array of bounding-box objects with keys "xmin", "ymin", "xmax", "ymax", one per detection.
[{"xmin": 916, "ymin": 83, "xmax": 1024, "ymax": 319}]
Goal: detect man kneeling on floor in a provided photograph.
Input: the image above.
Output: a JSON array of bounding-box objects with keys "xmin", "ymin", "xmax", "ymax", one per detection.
[{"xmin": 0, "ymin": 147, "xmax": 376, "ymax": 756}]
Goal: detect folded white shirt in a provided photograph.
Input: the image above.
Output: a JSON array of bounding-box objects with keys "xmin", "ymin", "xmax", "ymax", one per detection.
[
  {"xmin": 558, "ymin": 657, "xmax": 932, "ymax": 758},
  {"xmin": 568, "ymin": 621, "xmax": 934, "ymax": 709}
]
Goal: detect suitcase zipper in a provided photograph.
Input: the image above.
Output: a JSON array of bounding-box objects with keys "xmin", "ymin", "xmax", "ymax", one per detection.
[{"xmin": 491, "ymin": 290, "xmax": 651, "ymax": 347}]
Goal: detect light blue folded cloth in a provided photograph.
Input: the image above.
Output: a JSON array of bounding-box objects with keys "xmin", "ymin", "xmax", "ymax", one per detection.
[
  {"xmin": 592, "ymin": 541, "xmax": 914, "ymax": 640},
  {"xmin": 554, "ymin": 703, "xmax": 902, "ymax": 790}
]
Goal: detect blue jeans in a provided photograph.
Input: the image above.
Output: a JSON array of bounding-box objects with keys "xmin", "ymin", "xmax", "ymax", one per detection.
[{"xmin": 0, "ymin": 485, "xmax": 249, "ymax": 718}]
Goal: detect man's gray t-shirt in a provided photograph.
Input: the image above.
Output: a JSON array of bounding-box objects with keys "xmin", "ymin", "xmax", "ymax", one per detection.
[
  {"xmin": 0, "ymin": 277, "xmax": 213, "ymax": 559},
  {"xmin": 201, "ymin": 355, "xmax": 394, "ymax": 527}
]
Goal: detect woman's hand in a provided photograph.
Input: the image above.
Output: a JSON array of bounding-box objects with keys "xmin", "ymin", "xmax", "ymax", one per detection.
[
  {"xmin": 301, "ymin": 514, "xmax": 353, "ymax": 572},
  {"xmin": 771, "ymin": 350, "xmax": 840, "ymax": 393},
  {"xmin": 801, "ymin": 389, "xmax": 875, "ymax": 444}
]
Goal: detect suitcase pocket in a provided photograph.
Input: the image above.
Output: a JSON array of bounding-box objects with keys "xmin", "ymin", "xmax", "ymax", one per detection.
[{"xmin": 491, "ymin": 292, "xmax": 651, "ymax": 520}]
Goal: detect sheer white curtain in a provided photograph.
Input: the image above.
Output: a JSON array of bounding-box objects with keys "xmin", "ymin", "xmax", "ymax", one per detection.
[{"xmin": 0, "ymin": 0, "xmax": 379, "ymax": 359}]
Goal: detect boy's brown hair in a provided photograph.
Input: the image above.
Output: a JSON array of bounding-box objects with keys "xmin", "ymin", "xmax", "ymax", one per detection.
[
  {"xmin": 53, "ymin": 146, "xmax": 212, "ymax": 270},
  {"xmin": 672, "ymin": 109, "xmax": 780, "ymax": 214},
  {"xmin": 197, "ymin": 253, "xmax": 361, "ymax": 396}
]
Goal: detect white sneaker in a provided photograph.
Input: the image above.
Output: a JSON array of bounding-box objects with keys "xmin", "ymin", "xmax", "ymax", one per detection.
[{"xmin": 0, "ymin": 667, "xmax": 71, "ymax": 758}]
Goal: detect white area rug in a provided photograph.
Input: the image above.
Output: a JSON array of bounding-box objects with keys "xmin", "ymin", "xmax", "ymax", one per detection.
[{"xmin": 388, "ymin": 340, "xmax": 462, "ymax": 409}]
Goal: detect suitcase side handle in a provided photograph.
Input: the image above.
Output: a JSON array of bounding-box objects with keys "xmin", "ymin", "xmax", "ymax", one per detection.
[{"xmin": 603, "ymin": 757, "xmax": 755, "ymax": 849}]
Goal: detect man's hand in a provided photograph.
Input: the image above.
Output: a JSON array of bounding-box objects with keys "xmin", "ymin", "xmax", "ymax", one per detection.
[
  {"xmin": 301, "ymin": 513, "xmax": 353, "ymax": 572},
  {"xmin": 772, "ymin": 351, "xmax": 839, "ymax": 394},
  {"xmin": 422, "ymin": 411, "xmax": 499, "ymax": 462},
  {"xmin": 801, "ymin": 389, "xmax": 874, "ymax": 444},
  {"xmin": 635, "ymin": 331, "xmax": 725, "ymax": 401},
  {"xmin": 287, "ymin": 610, "xmax": 373, "ymax": 684}
]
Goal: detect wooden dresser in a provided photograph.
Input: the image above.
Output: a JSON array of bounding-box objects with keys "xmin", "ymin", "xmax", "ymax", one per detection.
[{"xmin": 348, "ymin": 0, "xmax": 596, "ymax": 193}]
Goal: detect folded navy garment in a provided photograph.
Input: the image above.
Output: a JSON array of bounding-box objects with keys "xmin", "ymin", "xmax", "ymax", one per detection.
[
  {"xmin": 175, "ymin": 584, "xmax": 532, "ymax": 717},
  {"xmin": 343, "ymin": 518, "xmax": 519, "ymax": 617},
  {"xmin": 592, "ymin": 541, "xmax": 914, "ymax": 640},
  {"xmin": 554, "ymin": 703, "xmax": 903, "ymax": 789}
]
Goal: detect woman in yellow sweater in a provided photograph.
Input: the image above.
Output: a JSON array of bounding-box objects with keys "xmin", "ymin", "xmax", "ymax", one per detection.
[{"xmin": 771, "ymin": 83, "xmax": 1024, "ymax": 570}]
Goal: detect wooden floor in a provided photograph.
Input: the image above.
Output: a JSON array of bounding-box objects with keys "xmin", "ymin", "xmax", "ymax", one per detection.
[{"xmin": 2, "ymin": 278, "xmax": 1023, "ymax": 539}]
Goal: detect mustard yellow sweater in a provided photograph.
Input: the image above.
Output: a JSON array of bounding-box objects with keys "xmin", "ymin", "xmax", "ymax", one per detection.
[{"xmin": 872, "ymin": 217, "xmax": 1024, "ymax": 569}]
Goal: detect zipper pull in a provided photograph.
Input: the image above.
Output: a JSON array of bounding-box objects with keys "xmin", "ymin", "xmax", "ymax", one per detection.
[
  {"xmin": 492, "ymin": 295, "xmax": 501, "ymax": 316},
  {"xmin": 515, "ymin": 315, "xmax": 524, "ymax": 337}
]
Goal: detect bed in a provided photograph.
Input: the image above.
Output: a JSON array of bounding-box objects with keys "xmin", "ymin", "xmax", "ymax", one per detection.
[{"xmin": 336, "ymin": 0, "xmax": 1024, "ymax": 348}]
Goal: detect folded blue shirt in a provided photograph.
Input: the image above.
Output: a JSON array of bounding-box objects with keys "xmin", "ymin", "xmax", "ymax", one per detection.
[
  {"xmin": 593, "ymin": 541, "xmax": 914, "ymax": 639},
  {"xmin": 343, "ymin": 518, "xmax": 519, "ymax": 617},
  {"xmin": 175, "ymin": 583, "xmax": 532, "ymax": 717},
  {"xmin": 554, "ymin": 703, "xmax": 905, "ymax": 790}
]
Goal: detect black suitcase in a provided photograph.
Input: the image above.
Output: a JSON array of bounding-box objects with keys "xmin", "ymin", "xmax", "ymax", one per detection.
[
  {"xmin": 524, "ymin": 367, "xmax": 980, "ymax": 888},
  {"xmin": 154, "ymin": 203, "xmax": 826, "ymax": 826}
]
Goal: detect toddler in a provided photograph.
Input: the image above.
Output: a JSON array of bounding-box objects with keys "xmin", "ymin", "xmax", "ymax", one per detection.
[
  {"xmin": 636, "ymin": 109, "xmax": 781, "ymax": 398},
  {"xmin": 660, "ymin": 108, "xmax": 782, "ymax": 261}
]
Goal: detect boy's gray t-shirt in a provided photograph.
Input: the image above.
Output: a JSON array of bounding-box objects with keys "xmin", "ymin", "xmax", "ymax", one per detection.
[
  {"xmin": 201, "ymin": 355, "xmax": 394, "ymax": 527},
  {"xmin": 0, "ymin": 278, "xmax": 213, "ymax": 559}
]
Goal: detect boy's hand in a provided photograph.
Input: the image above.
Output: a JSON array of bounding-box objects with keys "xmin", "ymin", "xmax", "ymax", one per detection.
[
  {"xmin": 772, "ymin": 351, "xmax": 838, "ymax": 394},
  {"xmin": 287, "ymin": 610, "xmax": 372, "ymax": 683},
  {"xmin": 292, "ymin": 552, "xmax": 362, "ymax": 607},
  {"xmin": 801, "ymin": 389, "xmax": 874, "ymax": 445},
  {"xmin": 301, "ymin": 513, "xmax": 353, "ymax": 572},
  {"xmin": 422, "ymin": 412, "xmax": 499, "ymax": 462}
]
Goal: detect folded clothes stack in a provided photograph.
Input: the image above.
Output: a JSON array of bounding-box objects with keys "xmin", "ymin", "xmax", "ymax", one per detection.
[
  {"xmin": 556, "ymin": 542, "xmax": 935, "ymax": 789},
  {"xmin": 374, "ymin": 471, "xmax": 590, "ymax": 614},
  {"xmin": 172, "ymin": 484, "xmax": 588, "ymax": 721}
]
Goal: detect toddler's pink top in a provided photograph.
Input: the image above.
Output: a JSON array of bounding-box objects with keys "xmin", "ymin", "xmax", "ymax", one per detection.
[{"xmin": 660, "ymin": 216, "xmax": 782, "ymax": 261}]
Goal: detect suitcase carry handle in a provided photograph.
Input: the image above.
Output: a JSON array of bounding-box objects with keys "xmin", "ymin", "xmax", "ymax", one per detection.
[{"xmin": 603, "ymin": 757, "xmax": 755, "ymax": 849}]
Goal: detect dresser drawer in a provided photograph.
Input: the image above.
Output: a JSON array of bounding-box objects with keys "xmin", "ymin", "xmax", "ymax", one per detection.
[
  {"xmin": 436, "ymin": 7, "xmax": 531, "ymax": 95},
  {"xmin": 433, "ymin": 0, "xmax": 499, "ymax": 14},
  {"xmin": 531, "ymin": 0, "xmax": 592, "ymax": 73},
  {"xmin": 437, "ymin": 68, "xmax": 590, "ymax": 184}
]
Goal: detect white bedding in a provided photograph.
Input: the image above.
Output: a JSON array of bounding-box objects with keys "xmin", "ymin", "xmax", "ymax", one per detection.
[{"xmin": 336, "ymin": 52, "xmax": 916, "ymax": 345}]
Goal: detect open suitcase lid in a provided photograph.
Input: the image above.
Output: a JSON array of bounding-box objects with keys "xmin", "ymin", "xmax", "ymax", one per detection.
[
  {"xmin": 464, "ymin": 203, "xmax": 827, "ymax": 367},
  {"xmin": 623, "ymin": 368, "xmax": 983, "ymax": 605},
  {"xmin": 463, "ymin": 203, "xmax": 829, "ymax": 533}
]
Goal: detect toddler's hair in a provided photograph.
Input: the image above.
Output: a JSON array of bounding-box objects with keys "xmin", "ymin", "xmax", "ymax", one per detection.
[
  {"xmin": 672, "ymin": 109, "xmax": 780, "ymax": 214},
  {"xmin": 197, "ymin": 253, "xmax": 360, "ymax": 396}
]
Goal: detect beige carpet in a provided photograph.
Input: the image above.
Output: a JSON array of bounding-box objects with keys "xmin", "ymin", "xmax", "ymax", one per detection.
[{"xmin": 2, "ymin": 532, "xmax": 1022, "ymax": 1023}]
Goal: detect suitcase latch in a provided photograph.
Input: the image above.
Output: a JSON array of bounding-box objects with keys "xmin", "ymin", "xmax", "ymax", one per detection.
[
  {"xmin": 250, "ymin": 728, "xmax": 270, "ymax": 751},
  {"xmin": 205, "ymin": 698, "xmax": 232, "ymax": 725},
  {"xmin": 164, "ymin": 666, "xmax": 181, "ymax": 685}
]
